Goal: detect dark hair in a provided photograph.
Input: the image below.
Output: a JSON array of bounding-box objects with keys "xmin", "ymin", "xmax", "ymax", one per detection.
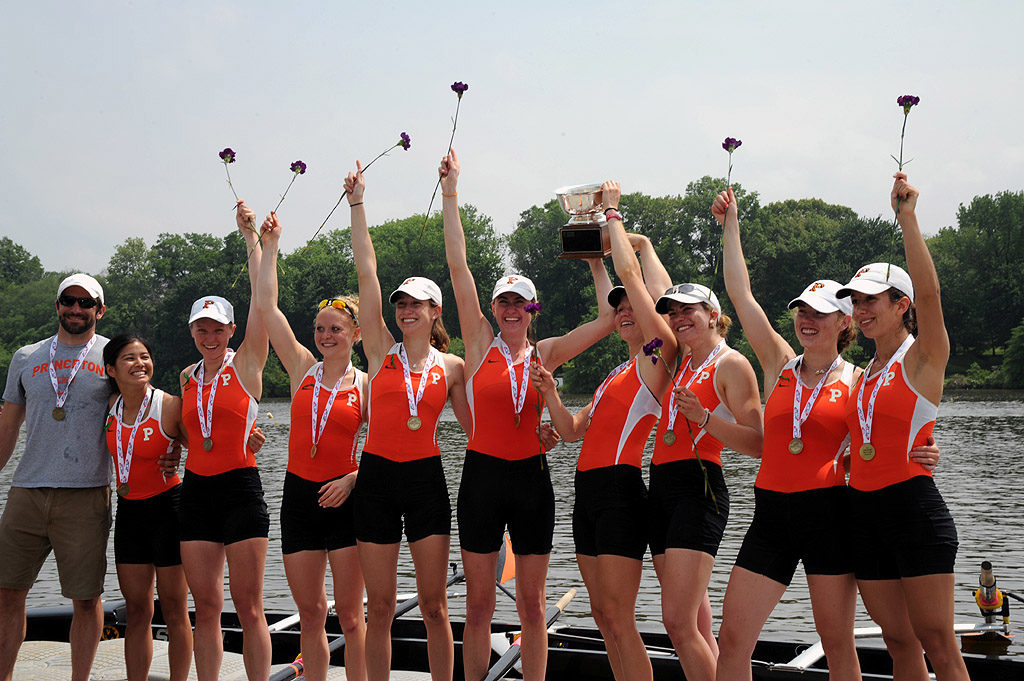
[
  {"xmin": 887, "ymin": 288, "xmax": 918, "ymax": 336},
  {"xmin": 103, "ymin": 333, "xmax": 155, "ymax": 393},
  {"xmin": 430, "ymin": 307, "xmax": 450, "ymax": 352}
]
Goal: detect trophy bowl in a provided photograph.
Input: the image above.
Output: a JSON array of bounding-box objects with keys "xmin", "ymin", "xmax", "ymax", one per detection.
[
  {"xmin": 553, "ymin": 183, "xmax": 611, "ymax": 259},
  {"xmin": 554, "ymin": 183, "xmax": 605, "ymax": 224}
]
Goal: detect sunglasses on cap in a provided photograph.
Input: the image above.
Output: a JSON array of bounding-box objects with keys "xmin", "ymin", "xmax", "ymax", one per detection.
[
  {"xmin": 317, "ymin": 298, "xmax": 358, "ymax": 325},
  {"xmin": 58, "ymin": 295, "xmax": 100, "ymax": 309}
]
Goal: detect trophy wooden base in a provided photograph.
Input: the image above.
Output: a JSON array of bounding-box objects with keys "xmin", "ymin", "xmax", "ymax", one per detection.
[{"xmin": 558, "ymin": 222, "xmax": 611, "ymax": 259}]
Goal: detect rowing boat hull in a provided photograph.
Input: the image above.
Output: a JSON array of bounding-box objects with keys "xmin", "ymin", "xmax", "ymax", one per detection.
[{"xmin": 24, "ymin": 603, "xmax": 1023, "ymax": 680}]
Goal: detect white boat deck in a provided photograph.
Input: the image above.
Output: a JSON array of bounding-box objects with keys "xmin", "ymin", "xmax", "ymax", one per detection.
[{"xmin": 15, "ymin": 639, "xmax": 433, "ymax": 680}]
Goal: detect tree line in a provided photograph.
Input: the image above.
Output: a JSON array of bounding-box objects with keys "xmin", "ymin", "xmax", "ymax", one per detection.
[{"xmin": 2, "ymin": 177, "xmax": 1023, "ymax": 396}]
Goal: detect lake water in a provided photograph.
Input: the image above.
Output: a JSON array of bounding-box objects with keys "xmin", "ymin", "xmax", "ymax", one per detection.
[{"xmin": 5, "ymin": 390, "xmax": 1023, "ymax": 653}]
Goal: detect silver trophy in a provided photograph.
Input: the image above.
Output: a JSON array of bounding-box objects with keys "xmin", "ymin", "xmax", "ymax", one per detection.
[{"xmin": 554, "ymin": 183, "xmax": 611, "ymax": 259}]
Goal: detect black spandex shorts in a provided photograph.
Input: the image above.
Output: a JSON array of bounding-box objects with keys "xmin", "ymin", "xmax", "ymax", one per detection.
[
  {"xmin": 573, "ymin": 465, "xmax": 648, "ymax": 560},
  {"xmin": 735, "ymin": 485, "xmax": 853, "ymax": 586},
  {"xmin": 115, "ymin": 485, "xmax": 182, "ymax": 567},
  {"xmin": 850, "ymin": 476, "xmax": 958, "ymax": 580},
  {"xmin": 353, "ymin": 452, "xmax": 450, "ymax": 544},
  {"xmin": 648, "ymin": 459, "xmax": 730, "ymax": 557},
  {"xmin": 178, "ymin": 468, "xmax": 270, "ymax": 545},
  {"xmin": 281, "ymin": 472, "xmax": 357, "ymax": 554},
  {"xmin": 457, "ymin": 450, "xmax": 555, "ymax": 556}
]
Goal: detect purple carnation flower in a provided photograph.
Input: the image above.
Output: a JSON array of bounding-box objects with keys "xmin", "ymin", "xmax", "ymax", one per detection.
[
  {"xmin": 524, "ymin": 302, "xmax": 542, "ymax": 315},
  {"xmin": 399, "ymin": 132, "xmax": 411, "ymax": 151},
  {"xmin": 290, "ymin": 160, "xmax": 307, "ymax": 175},
  {"xmin": 451, "ymin": 81, "xmax": 469, "ymax": 97},
  {"xmin": 642, "ymin": 337, "xmax": 664, "ymax": 357},
  {"xmin": 722, "ymin": 137, "xmax": 742, "ymax": 152},
  {"xmin": 897, "ymin": 94, "xmax": 921, "ymax": 114},
  {"xmin": 219, "ymin": 147, "xmax": 236, "ymax": 163}
]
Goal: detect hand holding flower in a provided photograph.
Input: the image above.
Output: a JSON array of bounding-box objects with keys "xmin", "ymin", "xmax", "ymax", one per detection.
[
  {"xmin": 711, "ymin": 187, "xmax": 737, "ymax": 227},
  {"xmin": 345, "ymin": 160, "xmax": 366, "ymax": 205},
  {"xmin": 439, "ymin": 148, "xmax": 459, "ymax": 196},
  {"xmin": 672, "ymin": 385, "xmax": 707, "ymax": 423},
  {"xmin": 235, "ymin": 200, "xmax": 257, "ymax": 233},
  {"xmin": 890, "ymin": 172, "xmax": 919, "ymax": 220},
  {"xmin": 258, "ymin": 212, "xmax": 282, "ymax": 245},
  {"xmin": 529, "ymin": 359, "xmax": 558, "ymax": 398}
]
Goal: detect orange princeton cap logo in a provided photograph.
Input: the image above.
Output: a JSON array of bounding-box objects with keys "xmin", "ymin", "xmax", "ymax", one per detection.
[
  {"xmin": 855, "ymin": 267, "xmax": 871, "ymax": 278},
  {"xmin": 202, "ymin": 300, "xmax": 215, "ymax": 309},
  {"xmin": 810, "ymin": 282, "xmax": 825, "ymax": 292}
]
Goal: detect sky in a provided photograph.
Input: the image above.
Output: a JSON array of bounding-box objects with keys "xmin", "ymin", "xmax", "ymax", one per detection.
[{"xmin": 2, "ymin": 1, "xmax": 1022, "ymax": 276}]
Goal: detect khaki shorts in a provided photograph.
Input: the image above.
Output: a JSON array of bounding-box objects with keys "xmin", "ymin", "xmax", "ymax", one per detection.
[{"xmin": 0, "ymin": 486, "xmax": 111, "ymax": 599}]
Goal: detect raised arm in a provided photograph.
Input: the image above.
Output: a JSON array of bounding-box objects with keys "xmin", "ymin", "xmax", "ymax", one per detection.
[
  {"xmin": 233, "ymin": 201, "xmax": 270, "ymax": 399},
  {"xmin": 604, "ymin": 181, "xmax": 678, "ymax": 385},
  {"xmin": 628, "ymin": 234, "xmax": 673, "ymax": 300},
  {"xmin": 346, "ymin": 161, "xmax": 394, "ymax": 367},
  {"xmin": 895, "ymin": 173, "xmax": 949, "ymax": 402},
  {"xmin": 441, "ymin": 149, "xmax": 494, "ymax": 368},
  {"xmin": 256, "ymin": 213, "xmax": 315, "ymax": 393},
  {"xmin": 537, "ymin": 258, "xmax": 616, "ymax": 371},
  {"xmin": 717, "ymin": 188, "xmax": 793, "ymax": 386}
]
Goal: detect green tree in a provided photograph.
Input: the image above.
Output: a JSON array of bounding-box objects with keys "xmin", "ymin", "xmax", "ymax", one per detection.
[
  {"xmin": 1003, "ymin": 317, "xmax": 1024, "ymax": 388},
  {"xmin": 102, "ymin": 237, "xmax": 159, "ymax": 341},
  {"xmin": 360, "ymin": 206, "xmax": 504, "ymax": 341},
  {"xmin": 0, "ymin": 237, "xmax": 44, "ymax": 290}
]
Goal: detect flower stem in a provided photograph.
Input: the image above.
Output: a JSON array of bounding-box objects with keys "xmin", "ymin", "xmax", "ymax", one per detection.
[
  {"xmin": 417, "ymin": 97, "xmax": 463, "ymax": 245},
  {"xmin": 887, "ymin": 113, "xmax": 910, "ymax": 280},
  {"xmin": 302, "ymin": 141, "xmax": 401, "ymax": 251},
  {"xmin": 272, "ymin": 173, "xmax": 299, "ymax": 214},
  {"xmin": 224, "ymin": 163, "xmax": 240, "ymax": 202}
]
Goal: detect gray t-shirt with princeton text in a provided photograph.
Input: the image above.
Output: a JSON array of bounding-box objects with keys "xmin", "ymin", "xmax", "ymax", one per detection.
[{"xmin": 2, "ymin": 334, "xmax": 111, "ymax": 487}]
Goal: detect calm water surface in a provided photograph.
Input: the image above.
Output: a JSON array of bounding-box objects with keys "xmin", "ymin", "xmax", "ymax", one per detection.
[{"xmin": 5, "ymin": 390, "xmax": 1023, "ymax": 653}]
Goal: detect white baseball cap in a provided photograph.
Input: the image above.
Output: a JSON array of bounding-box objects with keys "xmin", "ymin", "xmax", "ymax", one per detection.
[
  {"xmin": 389, "ymin": 277, "xmax": 443, "ymax": 306},
  {"xmin": 188, "ymin": 296, "xmax": 235, "ymax": 325},
  {"xmin": 57, "ymin": 273, "xmax": 104, "ymax": 305},
  {"xmin": 837, "ymin": 263, "xmax": 915, "ymax": 303},
  {"xmin": 491, "ymin": 275, "xmax": 537, "ymax": 302},
  {"xmin": 655, "ymin": 283, "xmax": 721, "ymax": 314},
  {"xmin": 788, "ymin": 280, "xmax": 852, "ymax": 316}
]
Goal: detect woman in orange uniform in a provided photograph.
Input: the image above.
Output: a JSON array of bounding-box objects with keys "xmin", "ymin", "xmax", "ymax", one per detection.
[
  {"xmin": 104, "ymin": 334, "xmax": 191, "ymax": 681},
  {"xmin": 645, "ymin": 236, "xmax": 764, "ymax": 680},
  {"xmin": 177, "ymin": 201, "xmax": 271, "ymax": 681},
  {"xmin": 439, "ymin": 149, "xmax": 615, "ymax": 681},
  {"xmin": 255, "ymin": 213, "xmax": 367, "ymax": 681},
  {"xmin": 837, "ymin": 174, "xmax": 969, "ymax": 681},
  {"xmin": 530, "ymin": 180, "xmax": 675, "ymax": 681},
  {"xmin": 346, "ymin": 161, "xmax": 470, "ymax": 681}
]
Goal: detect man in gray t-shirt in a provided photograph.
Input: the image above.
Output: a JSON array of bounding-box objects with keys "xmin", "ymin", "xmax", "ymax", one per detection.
[{"xmin": 0, "ymin": 273, "xmax": 111, "ymax": 681}]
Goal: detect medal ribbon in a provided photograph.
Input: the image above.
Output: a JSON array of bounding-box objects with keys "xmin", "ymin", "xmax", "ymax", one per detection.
[
  {"xmin": 667, "ymin": 340, "xmax": 725, "ymax": 433},
  {"xmin": 587, "ymin": 358, "xmax": 632, "ymax": 422},
  {"xmin": 496, "ymin": 335, "xmax": 533, "ymax": 418},
  {"xmin": 196, "ymin": 351, "xmax": 235, "ymax": 442},
  {"xmin": 48, "ymin": 335, "xmax": 97, "ymax": 410},
  {"xmin": 398, "ymin": 344, "xmax": 438, "ymax": 419},
  {"xmin": 856, "ymin": 334, "xmax": 914, "ymax": 445},
  {"xmin": 791, "ymin": 355, "xmax": 843, "ymax": 440},
  {"xmin": 311, "ymin": 361, "xmax": 350, "ymax": 448},
  {"xmin": 114, "ymin": 388, "xmax": 153, "ymax": 488}
]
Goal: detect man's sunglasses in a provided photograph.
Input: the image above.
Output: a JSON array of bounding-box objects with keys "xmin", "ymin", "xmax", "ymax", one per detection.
[
  {"xmin": 317, "ymin": 298, "xmax": 358, "ymax": 325},
  {"xmin": 58, "ymin": 295, "xmax": 100, "ymax": 309}
]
